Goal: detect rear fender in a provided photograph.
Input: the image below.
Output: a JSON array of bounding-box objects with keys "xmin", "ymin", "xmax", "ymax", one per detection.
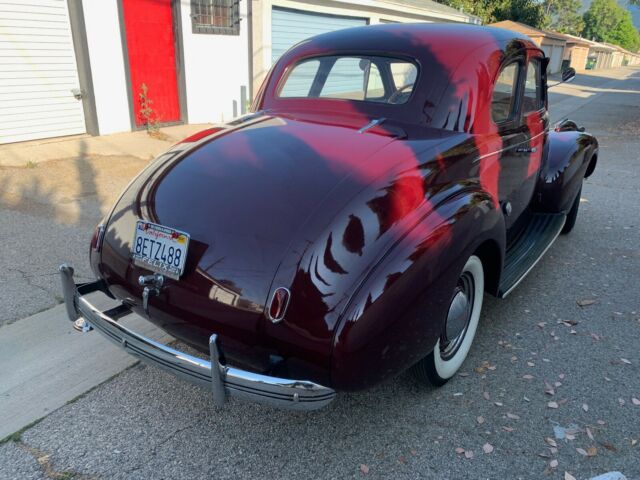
[
  {"xmin": 330, "ymin": 188, "xmax": 504, "ymax": 391},
  {"xmin": 534, "ymin": 130, "xmax": 598, "ymax": 213}
]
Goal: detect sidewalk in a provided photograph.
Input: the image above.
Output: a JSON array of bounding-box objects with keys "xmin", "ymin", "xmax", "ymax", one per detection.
[
  {"xmin": 0, "ymin": 293, "xmax": 171, "ymax": 440},
  {"xmin": 0, "ymin": 123, "xmax": 212, "ymax": 167}
]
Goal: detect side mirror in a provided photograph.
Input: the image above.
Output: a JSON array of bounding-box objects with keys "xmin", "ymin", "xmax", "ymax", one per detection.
[{"xmin": 562, "ymin": 68, "xmax": 576, "ymax": 83}]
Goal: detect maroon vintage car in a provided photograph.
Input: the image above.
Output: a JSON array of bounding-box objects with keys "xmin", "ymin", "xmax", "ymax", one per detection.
[{"xmin": 60, "ymin": 23, "xmax": 597, "ymax": 410}]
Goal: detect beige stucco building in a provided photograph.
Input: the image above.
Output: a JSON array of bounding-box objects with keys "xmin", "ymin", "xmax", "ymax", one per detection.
[
  {"xmin": 490, "ymin": 20, "xmax": 567, "ymax": 74},
  {"xmin": 554, "ymin": 33, "xmax": 590, "ymax": 72}
]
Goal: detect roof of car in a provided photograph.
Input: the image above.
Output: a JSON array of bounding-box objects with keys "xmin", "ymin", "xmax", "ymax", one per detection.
[
  {"xmin": 278, "ymin": 23, "xmax": 538, "ymax": 72},
  {"xmin": 263, "ymin": 23, "xmax": 542, "ymax": 135}
]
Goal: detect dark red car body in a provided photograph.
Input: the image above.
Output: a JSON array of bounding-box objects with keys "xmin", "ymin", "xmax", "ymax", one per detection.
[{"xmin": 90, "ymin": 24, "xmax": 598, "ymax": 392}]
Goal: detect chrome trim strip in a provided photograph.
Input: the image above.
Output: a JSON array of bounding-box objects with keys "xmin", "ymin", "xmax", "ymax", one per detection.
[
  {"xmin": 59, "ymin": 265, "xmax": 335, "ymax": 411},
  {"xmin": 473, "ymin": 129, "xmax": 547, "ymax": 163},
  {"xmin": 358, "ymin": 117, "xmax": 386, "ymax": 134},
  {"xmin": 499, "ymin": 216, "xmax": 566, "ymax": 298}
]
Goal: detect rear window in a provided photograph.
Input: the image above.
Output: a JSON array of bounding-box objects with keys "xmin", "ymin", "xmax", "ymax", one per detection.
[{"xmin": 278, "ymin": 55, "xmax": 419, "ymax": 105}]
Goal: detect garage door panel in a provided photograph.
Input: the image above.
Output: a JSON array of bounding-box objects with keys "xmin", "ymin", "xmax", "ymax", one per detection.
[
  {"xmin": 0, "ymin": 24, "xmax": 71, "ymax": 35},
  {"xmin": 0, "ymin": 125, "xmax": 86, "ymax": 144},
  {"xmin": 271, "ymin": 8, "xmax": 367, "ymax": 64},
  {"xmin": 0, "ymin": 41, "xmax": 77, "ymax": 50},
  {"xmin": 0, "ymin": 0, "xmax": 85, "ymax": 144},
  {"xmin": 0, "ymin": 115, "xmax": 84, "ymax": 130},
  {"xmin": 1, "ymin": 96, "xmax": 76, "ymax": 108},
  {"xmin": 1, "ymin": 104, "xmax": 80, "ymax": 116}
]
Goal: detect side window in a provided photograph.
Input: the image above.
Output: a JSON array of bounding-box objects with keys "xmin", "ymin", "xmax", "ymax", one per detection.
[
  {"xmin": 279, "ymin": 60, "xmax": 320, "ymax": 97},
  {"xmin": 320, "ymin": 57, "xmax": 366, "ymax": 100},
  {"xmin": 390, "ymin": 62, "xmax": 418, "ymax": 94},
  {"xmin": 365, "ymin": 64, "xmax": 384, "ymax": 100},
  {"xmin": 491, "ymin": 63, "xmax": 520, "ymax": 123},
  {"xmin": 523, "ymin": 59, "xmax": 543, "ymax": 112}
]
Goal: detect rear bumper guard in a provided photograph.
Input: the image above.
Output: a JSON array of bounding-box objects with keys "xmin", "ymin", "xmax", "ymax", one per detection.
[{"xmin": 59, "ymin": 264, "xmax": 335, "ymax": 411}]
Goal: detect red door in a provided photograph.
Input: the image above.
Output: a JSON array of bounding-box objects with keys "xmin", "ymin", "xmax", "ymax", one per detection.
[{"xmin": 122, "ymin": 0, "xmax": 181, "ymax": 126}]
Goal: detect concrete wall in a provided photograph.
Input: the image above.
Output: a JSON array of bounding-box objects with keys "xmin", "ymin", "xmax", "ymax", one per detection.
[
  {"xmin": 177, "ymin": 0, "xmax": 250, "ymax": 123},
  {"xmin": 81, "ymin": 0, "xmax": 251, "ymax": 135},
  {"xmin": 81, "ymin": 1, "xmax": 130, "ymax": 135}
]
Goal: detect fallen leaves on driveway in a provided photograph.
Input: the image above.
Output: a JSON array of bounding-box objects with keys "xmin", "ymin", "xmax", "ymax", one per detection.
[
  {"xmin": 482, "ymin": 443, "xmax": 494, "ymax": 454},
  {"xmin": 577, "ymin": 299, "xmax": 598, "ymax": 307}
]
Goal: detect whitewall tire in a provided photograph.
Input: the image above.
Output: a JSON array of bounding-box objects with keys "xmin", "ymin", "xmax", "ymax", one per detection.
[{"xmin": 413, "ymin": 255, "xmax": 484, "ymax": 386}]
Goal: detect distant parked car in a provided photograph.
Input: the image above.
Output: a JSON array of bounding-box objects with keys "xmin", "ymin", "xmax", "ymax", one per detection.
[{"xmin": 61, "ymin": 23, "xmax": 598, "ymax": 410}]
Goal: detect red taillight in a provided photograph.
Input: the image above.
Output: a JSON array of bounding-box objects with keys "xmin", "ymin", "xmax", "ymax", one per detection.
[
  {"xmin": 268, "ymin": 287, "xmax": 291, "ymax": 323},
  {"xmin": 90, "ymin": 224, "xmax": 105, "ymax": 252}
]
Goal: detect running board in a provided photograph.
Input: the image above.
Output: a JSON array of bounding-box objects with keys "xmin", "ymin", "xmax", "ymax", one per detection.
[{"xmin": 498, "ymin": 213, "xmax": 566, "ymax": 298}]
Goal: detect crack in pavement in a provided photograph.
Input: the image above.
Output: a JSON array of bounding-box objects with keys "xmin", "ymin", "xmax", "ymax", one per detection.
[
  {"xmin": 16, "ymin": 439, "xmax": 97, "ymax": 480},
  {"xmin": 116, "ymin": 421, "xmax": 201, "ymax": 477}
]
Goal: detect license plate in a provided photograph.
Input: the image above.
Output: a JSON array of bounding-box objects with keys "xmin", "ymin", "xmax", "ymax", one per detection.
[{"xmin": 132, "ymin": 221, "xmax": 190, "ymax": 280}]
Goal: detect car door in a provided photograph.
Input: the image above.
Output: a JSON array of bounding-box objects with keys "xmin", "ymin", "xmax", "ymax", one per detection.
[
  {"xmin": 520, "ymin": 55, "xmax": 547, "ymax": 196},
  {"xmin": 490, "ymin": 57, "xmax": 530, "ymax": 234}
]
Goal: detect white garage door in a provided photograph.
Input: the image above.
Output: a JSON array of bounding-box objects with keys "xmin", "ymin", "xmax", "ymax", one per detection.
[
  {"xmin": 0, "ymin": 0, "xmax": 86, "ymax": 144},
  {"xmin": 542, "ymin": 43, "xmax": 564, "ymax": 74},
  {"xmin": 271, "ymin": 8, "xmax": 367, "ymax": 65}
]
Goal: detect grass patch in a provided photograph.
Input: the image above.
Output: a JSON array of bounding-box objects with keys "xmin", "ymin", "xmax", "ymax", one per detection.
[
  {"xmin": 0, "ymin": 417, "xmax": 44, "ymax": 445},
  {"xmin": 64, "ymin": 361, "xmax": 140, "ymax": 407},
  {"xmin": 25, "ymin": 160, "xmax": 37, "ymax": 169}
]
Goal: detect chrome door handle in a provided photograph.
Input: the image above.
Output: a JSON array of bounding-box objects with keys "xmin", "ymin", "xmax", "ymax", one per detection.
[{"xmin": 516, "ymin": 147, "xmax": 537, "ymax": 154}]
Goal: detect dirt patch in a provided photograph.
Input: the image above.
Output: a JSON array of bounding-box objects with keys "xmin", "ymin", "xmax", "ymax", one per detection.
[{"xmin": 0, "ymin": 155, "xmax": 149, "ymax": 225}]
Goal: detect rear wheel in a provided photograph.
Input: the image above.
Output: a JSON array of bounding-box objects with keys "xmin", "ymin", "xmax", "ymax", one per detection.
[
  {"xmin": 561, "ymin": 185, "xmax": 582, "ymax": 234},
  {"xmin": 413, "ymin": 255, "xmax": 484, "ymax": 387}
]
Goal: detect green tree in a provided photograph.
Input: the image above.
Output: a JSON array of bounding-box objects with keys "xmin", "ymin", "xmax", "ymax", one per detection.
[
  {"xmin": 433, "ymin": 0, "xmax": 496, "ymax": 25},
  {"xmin": 436, "ymin": 0, "xmax": 548, "ymax": 28},
  {"xmin": 583, "ymin": 0, "xmax": 640, "ymax": 51},
  {"xmin": 543, "ymin": 0, "xmax": 585, "ymax": 35},
  {"xmin": 609, "ymin": 10, "xmax": 640, "ymax": 50},
  {"xmin": 492, "ymin": 0, "xmax": 548, "ymax": 28}
]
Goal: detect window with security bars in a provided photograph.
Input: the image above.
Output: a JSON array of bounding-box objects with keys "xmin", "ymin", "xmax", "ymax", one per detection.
[{"xmin": 191, "ymin": 0, "xmax": 240, "ymax": 35}]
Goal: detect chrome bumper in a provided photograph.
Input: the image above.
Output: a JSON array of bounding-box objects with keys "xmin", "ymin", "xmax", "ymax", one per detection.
[{"xmin": 59, "ymin": 264, "xmax": 335, "ymax": 411}]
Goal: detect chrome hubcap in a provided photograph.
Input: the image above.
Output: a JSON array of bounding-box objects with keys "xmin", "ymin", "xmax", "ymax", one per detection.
[{"xmin": 441, "ymin": 272, "xmax": 474, "ymax": 360}]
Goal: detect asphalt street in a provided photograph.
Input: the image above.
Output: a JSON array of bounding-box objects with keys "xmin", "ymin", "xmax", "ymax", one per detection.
[{"xmin": 0, "ymin": 67, "xmax": 638, "ymax": 480}]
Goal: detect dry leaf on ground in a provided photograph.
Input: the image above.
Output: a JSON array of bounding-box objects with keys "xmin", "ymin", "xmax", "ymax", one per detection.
[
  {"xmin": 483, "ymin": 443, "xmax": 494, "ymax": 454},
  {"xmin": 545, "ymin": 437, "xmax": 558, "ymax": 448},
  {"xmin": 577, "ymin": 299, "xmax": 597, "ymax": 307}
]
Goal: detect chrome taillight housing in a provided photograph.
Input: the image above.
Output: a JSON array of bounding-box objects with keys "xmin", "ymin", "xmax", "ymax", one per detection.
[
  {"xmin": 90, "ymin": 224, "xmax": 106, "ymax": 253},
  {"xmin": 268, "ymin": 287, "xmax": 291, "ymax": 323}
]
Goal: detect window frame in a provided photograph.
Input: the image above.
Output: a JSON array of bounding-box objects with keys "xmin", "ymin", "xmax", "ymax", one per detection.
[
  {"xmin": 275, "ymin": 54, "xmax": 420, "ymax": 106},
  {"xmin": 190, "ymin": 0, "xmax": 240, "ymax": 36},
  {"xmin": 523, "ymin": 57, "xmax": 545, "ymax": 114},
  {"xmin": 490, "ymin": 58, "xmax": 525, "ymax": 127}
]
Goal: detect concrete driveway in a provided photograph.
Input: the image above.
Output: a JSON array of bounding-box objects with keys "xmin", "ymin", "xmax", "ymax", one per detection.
[{"xmin": 0, "ymin": 68, "xmax": 638, "ymax": 480}]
